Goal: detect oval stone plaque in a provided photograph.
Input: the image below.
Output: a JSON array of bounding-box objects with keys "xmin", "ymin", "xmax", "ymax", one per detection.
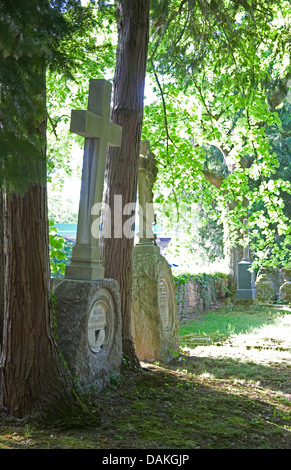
[{"xmin": 88, "ymin": 300, "xmax": 107, "ymax": 353}]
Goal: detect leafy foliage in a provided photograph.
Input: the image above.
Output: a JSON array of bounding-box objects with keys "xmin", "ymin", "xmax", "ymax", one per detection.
[
  {"xmin": 0, "ymin": 0, "xmax": 108, "ymax": 193},
  {"xmin": 143, "ymin": 0, "xmax": 291, "ymax": 269},
  {"xmin": 46, "ymin": 1, "xmax": 117, "ymax": 189},
  {"xmin": 49, "ymin": 220, "xmax": 73, "ymax": 277}
]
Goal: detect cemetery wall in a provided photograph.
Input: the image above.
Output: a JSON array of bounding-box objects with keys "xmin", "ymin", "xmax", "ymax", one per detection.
[{"xmin": 174, "ymin": 272, "xmax": 229, "ymax": 318}]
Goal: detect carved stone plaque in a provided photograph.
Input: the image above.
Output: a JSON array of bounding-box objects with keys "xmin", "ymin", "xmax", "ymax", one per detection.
[{"xmin": 88, "ymin": 300, "xmax": 107, "ymax": 352}]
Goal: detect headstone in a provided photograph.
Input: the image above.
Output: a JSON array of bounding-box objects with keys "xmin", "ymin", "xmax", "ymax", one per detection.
[
  {"xmin": 255, "ymin": 268, "xmax": 274, "ymax": 302},
  {"xmin": 52, "ymin": 79, "xmax": 122, "ymax": 391},
  {"xmin": 65, "ymin": 79, "xmax": 122, "ymax": 281},
  {"xmin": 52, "ymin": 279, "xmax": 121, "ymax": 391},
  {"xmin": 131, "ymin": 141, "xmax": 179, "ymax": 363},
  {"xmin": 256, "ymin": 267, "xmax": 283, "ymax": 302},
  {"xmin": 236, "ymin": 220, "xmax": 256, "ymax": 300},
  {"xmin": 135, "ymin": 140, "xmax": 160, "ymax": 254},
  {"xmin": 278, "ymin": 268, "xmax": 291, "ymax": 303}
]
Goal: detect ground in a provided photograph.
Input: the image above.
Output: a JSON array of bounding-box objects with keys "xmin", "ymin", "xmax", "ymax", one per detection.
[{"xmin": 0, "ymin": 302, "xmax": 290, "ymax": 450}]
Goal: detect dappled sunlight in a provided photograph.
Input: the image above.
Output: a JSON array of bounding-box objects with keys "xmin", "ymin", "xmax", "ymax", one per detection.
[
  {"xmin": 180, "ymin": 309, "xmax": 291, "ymax": 367},
  {"xmin": 142, "ymin": 351, "xmax": 291, "ymax": 447}
]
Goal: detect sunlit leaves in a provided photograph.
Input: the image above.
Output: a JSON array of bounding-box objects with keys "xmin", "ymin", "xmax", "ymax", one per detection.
[{"xmin": 143, "ymin": 0, "xmax": 291, "ymax": 268}]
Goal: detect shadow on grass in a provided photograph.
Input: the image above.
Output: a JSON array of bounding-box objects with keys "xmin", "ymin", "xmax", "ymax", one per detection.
[
  {"xmin": 0, "ymin": 354, "xmax": 290, "ymax": 449},
  {"xmin": 92, "ymin": 358, "xmax": 291, "ymax": 449},
  {"xmin": 166, "ymin": 353, "xmax": 291, "ymax": 395}
]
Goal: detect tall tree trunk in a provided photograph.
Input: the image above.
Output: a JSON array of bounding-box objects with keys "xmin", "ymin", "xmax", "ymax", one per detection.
[
  {"xmin": 0, "ymin": 186, "xmax": 74, "ymax": 418},
  {"xmin": 202, "ymin": 170, "xmax": 246, "ymax": 293},
  {"xmin": 0, "ymin": 191, "xmax": 3, "ymax": 351},
  {"xmin": 0, "ymin": 77, "xmax": 75, "ymax": 419},
  {"xmin": 222, "ymin": 201, "xmax": 244, "ymax": 293},
  {"xmin": 102, "ymin": 0, "xmax": 150, "ymax": 368}
]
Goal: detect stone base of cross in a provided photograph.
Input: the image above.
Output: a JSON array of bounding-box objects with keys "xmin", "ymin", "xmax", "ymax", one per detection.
[{"xmin": 65, "ymin": 79, "xmax": 122, "ymax": 281}]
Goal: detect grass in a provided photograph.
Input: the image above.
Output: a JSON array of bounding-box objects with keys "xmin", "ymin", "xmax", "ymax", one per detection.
[
  {"xmin": 179, "ymin": 304, "xmax": 278, "ymax": 338},
  {"xmin": 0, "ymin": 302, "xmax": 291, "ymax": 450}
]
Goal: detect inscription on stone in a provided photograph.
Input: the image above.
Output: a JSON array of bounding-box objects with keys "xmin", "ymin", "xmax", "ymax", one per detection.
[
  {"xmin": 158, "ymin": 277, "xmax": 170, "ymax": 328},
  {"xmin": 88, "ymin": 301, "xmax": 107, "ymax": 352}
]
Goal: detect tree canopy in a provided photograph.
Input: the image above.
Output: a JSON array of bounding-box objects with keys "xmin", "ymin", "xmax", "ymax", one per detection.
[
  {"xmin": 2, "ymin": 0, "xmax": 289, "ymax": 270},
  {"xmin": 141, "ymin": 0, "xmax": 291, "ymax": 271},
  {"xmin": 41, "ymin": 0, "xmax": 291, "ymax": 273}
]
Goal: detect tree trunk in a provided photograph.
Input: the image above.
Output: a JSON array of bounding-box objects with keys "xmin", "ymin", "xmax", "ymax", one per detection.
[
  {"xmin": 102, "ymin": 0, "xmax": 150, "ymax": 369},
  {"xmin": 0, "ymin": 191, "xmax": 3, "ymax": 351},
  {"xmin": 0, "ymin": 77, "xmax": 75, "ymax": 419},
  {"xmin": 223, "ymin": 202, "xmax": 244, "ymax": 293},
  {"xmin": 0, "ymin": 185, "xmax": 74, "ymax": 418},
  {"xmin": 202, "ymin": 170, "xmax": 245, "ymax": 293}
]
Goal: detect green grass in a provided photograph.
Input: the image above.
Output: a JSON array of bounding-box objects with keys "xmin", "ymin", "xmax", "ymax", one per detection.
[
  {"xmin": 0, "ymin": 303, "xmax": 291, "ymax": 449},
  {"xmin": 179, "ymin": 305, "xmax": 281, "ymax": 339}
]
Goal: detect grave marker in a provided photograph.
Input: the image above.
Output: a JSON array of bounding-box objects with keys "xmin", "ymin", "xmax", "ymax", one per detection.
[
  {"xmin": 131, "ymin": 141, "xmax": 179, "ymax": 362},
  {"xmin": 65, "ymin": 79, "xmax": 122, "ymax": 281},
  {"xmin": 52, "ymin": 79, "xmax": 122, "ymax": 391},
  {"xmin": 135, "ymin": 140, "xmax": 160, "ymax": 254}
]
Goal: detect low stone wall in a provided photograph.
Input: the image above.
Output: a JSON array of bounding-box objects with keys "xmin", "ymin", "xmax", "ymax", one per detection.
[{"xmin": 174, "ymin": 273, "xmax": 229, "ymax": 318}]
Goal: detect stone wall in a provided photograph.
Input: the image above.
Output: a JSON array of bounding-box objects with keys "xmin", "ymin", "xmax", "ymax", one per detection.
[{"xmin": 174, "ymin": 273, "xmax": 229, "ymax": 318}]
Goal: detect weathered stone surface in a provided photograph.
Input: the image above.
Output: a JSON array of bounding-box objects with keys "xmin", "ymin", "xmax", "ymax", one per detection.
[
  {"xmin": 279, "ymin": 268, "xmax": 291, "ymax": 303},
  {"xmin": 281, "ymin": 268, "xmax": 291, "ymax": 282},
  {"xmin": 175, "ymin": 275, "xmax": 228, "ymax": 317},
  {"xmin": 279, "ymin": 281, "xmax": 291, "ymax": 303},
  {"xmin": 131, "ymin": 253, "xmax": 179, "ymax": 363},
  {"xmin": 52, "ymin": 278, "xmax": 122, "ymax": 391},
  {"xmin": 255, "ymin": 267, "xmax": 275, "ymax": 302},
  {"xmin": 271, "ymin": 268, "xmax": 284, "ymax": 295},
  {"xmin": 65, "ymin": 79, "xmax": 122, "ymax": 281}
]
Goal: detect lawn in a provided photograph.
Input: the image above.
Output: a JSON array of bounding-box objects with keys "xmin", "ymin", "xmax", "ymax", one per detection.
[{"xmin": 0, "ymin": 302, "xmax": 290, "ymax": 450}]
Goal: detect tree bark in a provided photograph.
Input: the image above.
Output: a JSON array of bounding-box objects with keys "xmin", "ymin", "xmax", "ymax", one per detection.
[
  {"xmin": 102, "ymin": 0, "xmax": 150, "ymax": 368},
  {"xmin": 0, "ymin": 77, "xmax": 75, "ymax": 419},
  {"xmin": 0, "ymin": 191, "xmax": 3, "ymax": 350},
  {"xmin": 0, "ymin": 186, "xmax": 74, "ymax": 418},
  {"xmin": 202, "ymin": 169, "xmax": 245, "ymax": 292},
  {"xmin": 222, "ymin": 201, "xmax": 244, "ymax": 293}
]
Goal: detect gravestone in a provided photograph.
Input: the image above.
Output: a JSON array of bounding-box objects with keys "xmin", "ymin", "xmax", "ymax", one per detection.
[
  {"xmin": 65, "ymin": 79, "xmax": 122, "ymax": 281},
  {"xmin": 131, "ymin": 141, "xmax": 179, "ymax": 363},
  {"xmin": 278, "ymin": 268, "xmax": 291, "ymax": 303},
  {"xmin": 52, "ymin": 79, "xmax": 122, "ymax": 391},
  {"xmin": 134, "ymin": 140, "xmax": 160, "ymax": 254},
  {"xmin": 236, "ymin": 220, "xmax": 256, "ymax": 300},
  {"xmin": 255, "ymin": 267, "xmax": 283, "ymax": 302},
  {"xmin": 52, "ymin": 279, "xmax": 121, "ymax": 391}
]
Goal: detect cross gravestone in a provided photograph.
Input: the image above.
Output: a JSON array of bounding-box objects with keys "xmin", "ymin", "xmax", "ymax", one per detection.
[
  {"xmin": 52, "ymin": 79, "xmax": 122, "ymax": 391},
  {"xmin": 131, "ymin": 141, "xmax": 179, "ymax": 363},
  {"xmin": 236, "ymin": 219, "xmax": 256, "ymax": 300},
  {"xmin": 65, "ymin": 79, "xmax": 122, "ymax": 281},
  {"xmin": 135, "ymin": 140, "xmax": 160, "ymax": 254}
]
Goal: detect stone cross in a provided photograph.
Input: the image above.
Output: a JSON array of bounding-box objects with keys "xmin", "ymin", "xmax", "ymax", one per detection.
[
  {"xmin": 65, "ymin": 79, "xmax": 122, "ymax": 281},
  {"xmin": 136, "ymin": 140, "xmax": 159, "ymax": 252}
]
